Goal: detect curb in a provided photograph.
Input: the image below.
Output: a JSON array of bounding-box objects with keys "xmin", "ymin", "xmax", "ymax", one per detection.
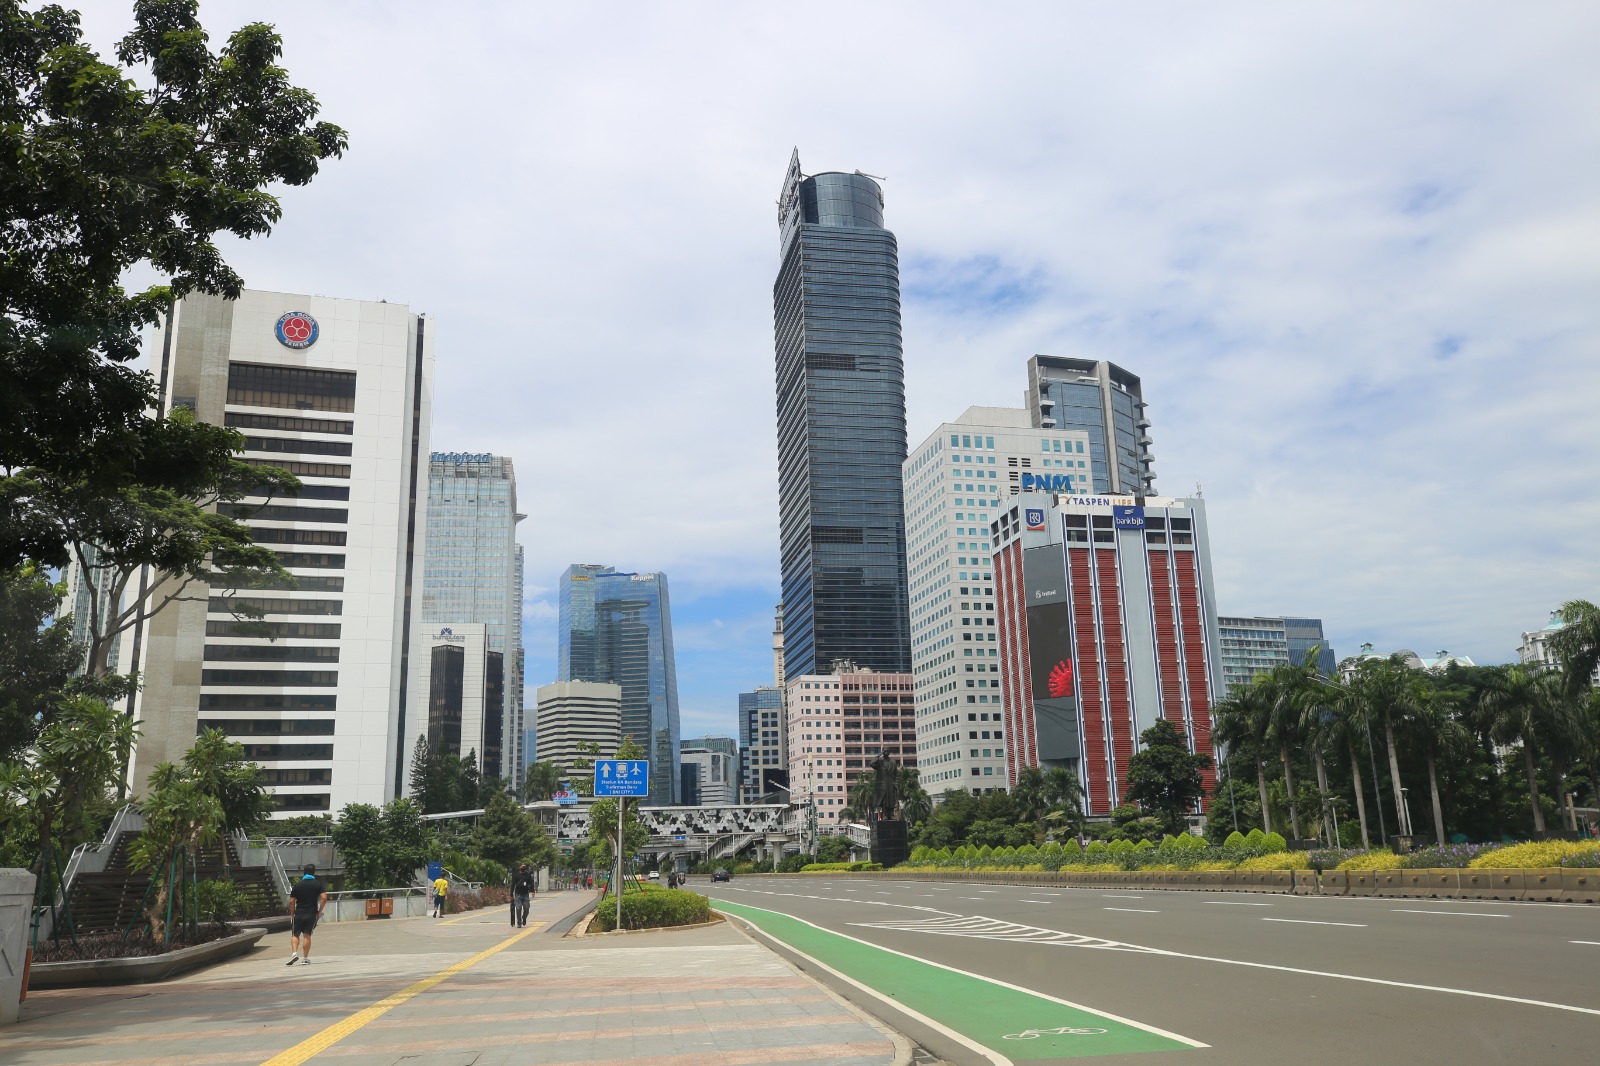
[
  {"xmin": 722, "ymin": 910, "xmax": 914, "ymax": 1066},
  {"xmin": 28, "ymin": 928, "xmax": 268, "ymax": 989}
]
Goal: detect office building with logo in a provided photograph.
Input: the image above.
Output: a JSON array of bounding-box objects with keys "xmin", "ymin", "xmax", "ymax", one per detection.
[
  {"xmin": 679, "ymin": 739, "xmax": 738, "ymax": 806},
  {"xmin": 115, "ymin": 289, "xmax": 433, "ymax": 812},
  {"xmin": 772, "ymin": 150, "xmax": 912, "ymax": 679},
  {"xmin": 903, "ymin": 406, "xmax": 1092, "ymax": 793},
  {"xmin": 738, "ymin": 686, "xmax": 787, "ymax": 803},
  {"xmin": 1026, "ymin": 356, "xmax": 1155, "ymax": 495},
  {"xmin": 533, "ymin": 681, "xmax": 622, "ymax": 778},
  {"xmin": 410, "ymin": 453, "xmax": 524, "ymax": 785},
  {"xmin": 557, "ymin": 565, "xmax": 681, "ymax": 804},
  {"xmin": 786, "ymin": 662, "xmax": 916, "ymax": 827},
  {"xmin": 991, "ymin": 493, "xmax": 1221, "ymax": 817}
]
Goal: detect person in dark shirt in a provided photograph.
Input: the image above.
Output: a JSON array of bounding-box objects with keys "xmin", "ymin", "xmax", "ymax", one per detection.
[
  {"xmin": 286, "ymin": 864, "xmax": 328, "ymax": 967},
  {"xmin": 510, "ymin": 863, "xmax": 536, "ymax": 927}
]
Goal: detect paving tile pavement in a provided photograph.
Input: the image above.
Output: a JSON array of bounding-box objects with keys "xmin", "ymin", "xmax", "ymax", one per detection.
[{"xmin": 6, "ymin": 891, "xmax": 899, "ymax": 1066}]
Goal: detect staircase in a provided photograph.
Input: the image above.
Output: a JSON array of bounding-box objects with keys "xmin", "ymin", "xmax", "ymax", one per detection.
[{"xmin": 65, "ymin": 835, "xmax": 283, "ymax": 935}]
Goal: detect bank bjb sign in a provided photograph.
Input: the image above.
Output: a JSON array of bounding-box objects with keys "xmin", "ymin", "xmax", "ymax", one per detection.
[{"xmin": 1112, "ymin": 505, "xmax": 1146, "ymax": 530}]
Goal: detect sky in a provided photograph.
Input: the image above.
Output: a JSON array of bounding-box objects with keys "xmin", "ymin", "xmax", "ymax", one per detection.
[{"xmin": 79, "ymin": 1, "xmax": 1600, "ymax": 742}]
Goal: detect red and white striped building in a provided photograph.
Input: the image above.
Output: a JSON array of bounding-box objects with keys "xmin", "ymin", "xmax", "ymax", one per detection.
[{"xmin": 992, "ymin": 493, "xmax": 1221, "ymax": 818}]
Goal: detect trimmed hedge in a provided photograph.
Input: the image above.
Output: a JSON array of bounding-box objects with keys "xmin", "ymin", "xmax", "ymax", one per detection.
[
  {"xmin": 801, "ymin": 861, "xmax": 883, "ymax": 872},
  {"xmin": 593, "ymin": 889, "xmax": 712, "ymax": 931}
]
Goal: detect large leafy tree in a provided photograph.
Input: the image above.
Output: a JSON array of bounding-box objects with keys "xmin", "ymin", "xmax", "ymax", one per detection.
[
  {"xmin": 331, "ymin": 798, "xmax": 434, "ymax": 889},
  {"xmin": 523, "ymin": 759, "xmax": 563, "ymax": 802},
  {"xmin": 1124, "ymin": 718, "xmax": 1213, "ymax": 837},
  {"xmin": 0, "ymin": 562, "xmax": 82, "ymax": 759},
  {"xmin": 1, "ymin": 0, "xmax": 346, "ymax": 569},
  {"xmin": 1547, "ymin": 599, "xmax": 1600, "ymax": 696},
  {"xmin": 473, "ymin": 789, "xmax": 554, "ymax": 870}
]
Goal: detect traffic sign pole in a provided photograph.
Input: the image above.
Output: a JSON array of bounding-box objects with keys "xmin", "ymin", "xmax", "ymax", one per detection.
[{"xmin": 616, "ymin": 795, "xmax": 625, "ymax": 931}]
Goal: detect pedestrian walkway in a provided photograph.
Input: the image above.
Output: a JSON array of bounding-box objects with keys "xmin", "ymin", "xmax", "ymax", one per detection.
[{"xmin": 9, "ymin": 890, "xmax": 900, "ymax": 1066}]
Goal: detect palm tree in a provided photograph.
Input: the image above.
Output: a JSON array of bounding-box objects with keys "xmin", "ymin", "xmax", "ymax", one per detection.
[
  {"xmin": 899, "ymin": 766, "xmax": 932, "ymax": 826},
  {"xmin": 1399, "ymin": 685, "xmax": 1470, "ymax": 844},
  {"xmin": 1313, "ymin": 672, "xmax": 1371, "ymax": 848},
  {"xmin": 1485, "ymin": 665, "xmax": 1577, "ymax": 834},
  {"xmin": 1213, "ymin": 685, "xmax": 1273, "ymax": 833},
  {"xmin": 1258, "ymin": 659, "xmax": 1319, "ymax": 839},
  {"xmin": 1546, "ymin": 599, "xmax": 1600, "ymax": 696},
  {"xmin": 1343, "ymin": 655, "xmax": 1420, "ymax": 837}
]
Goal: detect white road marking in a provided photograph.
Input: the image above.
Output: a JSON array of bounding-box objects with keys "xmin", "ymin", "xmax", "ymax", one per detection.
[
  {"xmin": 1569, "ymin": 940, "xmax": 1600, "ymax": 946},
  {"xmin": 1206, "ymin": 901, "xmax": 1273, "ymax": 906},
  {"xmin": 1392, "ymin": 909, "xmax": 1509, "ymax": 918},
  {"xmin": 1103, "ymin": 894, "xmax": 1144, "ymax": 899},
  {"xmin": 1262, "ymin": 918, "xmax": 1366, "ymax": 927},
  {"xmin": 961, "ymin": 897, "xmax": 985, "ymax": 901},
  {"xmin": 1016, "ymin": 900, "xmax": 1053, "ymax": 905},
  {"xmin": 1104, "ymin": 907, "xmax": 1160, "ymax": 913}
]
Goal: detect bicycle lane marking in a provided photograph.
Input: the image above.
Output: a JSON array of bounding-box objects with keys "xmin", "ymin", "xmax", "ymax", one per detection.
[{"xmin": 716, "ymin": 899, "xmax": 1204, "ymax": 1061}]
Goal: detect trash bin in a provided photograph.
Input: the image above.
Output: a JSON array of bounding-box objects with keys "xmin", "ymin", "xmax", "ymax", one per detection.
[
  {"xmin": 364, "ymin": 898, "xmax": 382, "ymax": 918},
  {"xmin": 380, "ymin": 897, "xmax": 394, "ymax": 916}
]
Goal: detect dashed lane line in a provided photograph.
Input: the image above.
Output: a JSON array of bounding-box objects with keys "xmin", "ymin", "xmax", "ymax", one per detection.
[
  {"xmin": 1262, "ymin": 918, "xmax": 1366, "ymax": 928},
  {"xmin": 1205, "ymin": 901, "xmax": 1272, "ymax": 906},
  {"xmin": 1392, "ymin": 909, "xmax": 1509, "ymax": 918},
  {"xmin": 1103, "ymin": 908, "xmax": 1160, "ymax": 914}
]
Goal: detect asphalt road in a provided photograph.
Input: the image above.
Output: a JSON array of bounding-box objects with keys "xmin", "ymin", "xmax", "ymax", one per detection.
[{"xmin": 703, "ymin": 875, "xmax": 1600, "ymax": 1065}]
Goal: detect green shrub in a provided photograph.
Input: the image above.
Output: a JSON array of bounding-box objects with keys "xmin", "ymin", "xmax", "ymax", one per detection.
[
  {"xmin": 1018, "ymin": 843, "xmax": 1039, "ymax": 858},
  {"xmin": 1237, "ymin": 852, "xmax": 1308, "ymax": 871},
  {"xmin": 1224, "ymin": 831, "xmax": 1246, "ymax": 849},
  {"xmin": 1182, "ymin": 833, "xmax": 1207, "ymax": 850},
  {"xmin": 909, "ymin": 845, "xmax": 929, "ymax": 864},
  {"xmin": 1261, "ymin": 832, "xmax": 1287, "ymax": 854},
  {"xmin": 196, "ymin": 879, "xmax": 244, "ymax": 926},
  {"xmin": 1134, "ymin": 838, "xmax": 1154, "ymax": 851},
  {"xmin": 1244, "ymin": 828, "xmax": 1266, "ymax": 848},
  {"xmin": 594, "ymin": 889, "xmax": 712, "ymax": 931},
  {"xmin": 1085, "ymin": 840, "xmax": 1108, "ymax": 857},
  {"xmin": 1468, "ymin": 840, "xmax": 1600, "ymax": 869},
  {"xmin": 799, "ymin": 861, "xmax": 884, "ymax": 872},
  {"xmin": 776, "ymin": 853, "xmax": 810, "ymax": 873},
  {"xmin": 1336, "ymin": 850, "xmax": 1400, "ymax": 870},
  {"xmin": 977, "ymin": 845, "xmax": 994, "ymax": 862},
  {"xmin": 1159, "ymin": 835, "xmax": 1179, "ymax": 850}
]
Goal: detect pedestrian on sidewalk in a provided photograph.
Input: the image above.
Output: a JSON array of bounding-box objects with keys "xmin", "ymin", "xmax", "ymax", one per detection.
[
  {"xmin": 432, "ymin": 873, "xmax": 450, "ymax": 918},
  {"xmin": 286, "ymin": 864, "xmax": 327, "ymax": 967},
  {"xmin": 510, "ymin": 862, "xmax": 536, "ymax": 927}
]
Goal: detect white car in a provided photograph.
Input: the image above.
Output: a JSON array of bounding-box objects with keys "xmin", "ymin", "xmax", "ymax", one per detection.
[{"xmin": 648, "ymin": 869, "xmax": 661, "ymax": 880}]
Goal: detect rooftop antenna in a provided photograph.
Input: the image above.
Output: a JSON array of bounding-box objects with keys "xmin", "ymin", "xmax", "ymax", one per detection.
[
  {"xmin": 1195, "ymin": 481, "xmax": 1204, "ymax": 498},
  {"xmin": 855, "ymin": 170, "xmax": 887, "ymax": 181}
]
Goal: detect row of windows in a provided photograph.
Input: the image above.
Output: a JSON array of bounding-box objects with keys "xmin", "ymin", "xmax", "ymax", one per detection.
[
  {"xmin": 198, "ymin": 718, "xmax": 335, "ymax": 736},
  {"xmin": 209, "ymin": 596, "xmax": 342, "ymax": 616},
  {"xmin": 204, "ymin": 644, "xmax": 340, "ymax": 663},
  {"xmin": 242, "ymin": 458, "xmax": 351, "ymax": 479},
  {"xmin": 202, "ymin": 669, "xmax": 338, "ymax": 687},
  {"xmin": 200, "ymin": 693, "xmax": 337, "ymax": 712},
  {"xmin": 207, "ymin": 573, "xmax": 345, "ymax": 593},
  {"xmin": 250, "ymin": 527, "xmax": 347, "ymax": 547},
  {"xmin": 206, "ymin": 620, "xmax": 342, "ymax": 640},
  {"xmin": 219, "ymin": 503, "xmax": 348, "ymax": 524},
  {"xmin": 228, "ymin": 362, "xmax": 357, "ymax": 413},
  {"xmin": 242, "ymin": 436, "xmax": 354, "ymax": 457},
  {"xmin": 225, "ymin": 411, "xmax": 353, "ymax": 435}
]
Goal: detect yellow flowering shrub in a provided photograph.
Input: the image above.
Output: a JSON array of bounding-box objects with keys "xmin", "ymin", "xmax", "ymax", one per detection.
[
  {"xmin": 1468, "ymin": 841, "xmax": 1600, "ymax": 869},
  {"xmin": 1336, "ymin": 850, "xmax": 1400, "ymax": 870},
  {"xmin": 1236, "ymin": 852, "xmax": 1309, "ymax": 871}
]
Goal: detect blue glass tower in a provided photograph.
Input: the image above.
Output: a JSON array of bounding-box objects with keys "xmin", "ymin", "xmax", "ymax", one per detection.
[
  {"xmin": 772, "ymin": 150, "xmax": 911, "ymax": 678},
  {"xmin": 557, "ymin": 564, "xmax": 681, "ymax": 804},
  {"xmin": 1026, "ymin": 356, "xmax": 1155, "ymax": 495}
]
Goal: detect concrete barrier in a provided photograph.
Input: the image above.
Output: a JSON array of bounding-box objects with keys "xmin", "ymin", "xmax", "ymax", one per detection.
[
  {"xmin": 1292, "ymin": 871, "xmax": 1319, "ymax": 894},
  {"xmin": 1320, "ymin": 870, "xmax": 1349, "ymax": 895},
  {"xmin": 1399, "ymin": 871, "xmax": 1429, "ymax": 897},
  {"xmin": 1559, "ymin": 869, "xmax": 1600, "ymax": 904},
  {"xmin": 1, "ymin": 869, "xmax": 34, "ymax": 1024},
  {"xmin": 1459, "ymin": 869, "xmax": 1494, "ymax": 899},
  {"xmin": 1346, "ymin": 871, "xmax": 1375, "ymax": 896},
  {"xmin": 1424, "ymin": 870, "xmax": 1461, "ymax": 899},
  {"xmin": 1524, "ymin": 869, "xmax": 1562, "ymax": 902}
]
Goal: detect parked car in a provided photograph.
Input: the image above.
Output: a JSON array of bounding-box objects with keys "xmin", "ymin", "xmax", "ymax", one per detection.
[{"xmin": 711, "ymin": 868, "xmax": 732, "ymax": 882}]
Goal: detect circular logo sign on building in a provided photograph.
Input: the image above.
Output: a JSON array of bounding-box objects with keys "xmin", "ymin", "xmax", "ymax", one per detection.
[{"xmin": 274, "ymin": 311, "xmax": 319, "ymax": 349}]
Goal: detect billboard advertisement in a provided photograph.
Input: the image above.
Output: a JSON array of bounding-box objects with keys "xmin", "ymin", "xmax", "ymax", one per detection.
[{"xmin": 1023, "ymin": 545, "xmax": 1081, "ymax": 767}]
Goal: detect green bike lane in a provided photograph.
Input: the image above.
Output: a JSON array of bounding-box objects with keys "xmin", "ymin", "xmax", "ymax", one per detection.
[{"xmin": 714, "ymin": 897, "xmax": 1204, "ymax": 1063}]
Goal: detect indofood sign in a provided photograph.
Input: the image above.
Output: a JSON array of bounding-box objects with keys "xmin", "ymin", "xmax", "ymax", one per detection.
[{"xmin": 432, "ymin": 452, "xmax": 493, "ymax": 464}]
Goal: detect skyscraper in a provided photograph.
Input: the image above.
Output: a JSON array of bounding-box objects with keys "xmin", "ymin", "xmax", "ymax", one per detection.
[
  {"xmin": 737, "ymin": 686, "xmax": 786, "ymax": 803},
  {"xmin": 116, "ymin": 289, "xmax": 432, "ymax": 813},
  {"xmin": 411, "ymin": 453, "xmax": 524, "ymax": 784},
  {"xmin": 1026, "ymin": 356, "xmax": 1155, "ymax": 495},
  {"xmin": 1218, "ymin": 615, "xmax": 1336, "ymax": 693},
  {"xmin": 773, "ymin": 150, "xmax": 911, "ymax": 678},
  {"xmin": 903, "ymin": 406, "xmax": 1092, "ymax": 793},
  {"xmin": 557, "ymin": 565, "xmax": 681, "ymax": 804}
]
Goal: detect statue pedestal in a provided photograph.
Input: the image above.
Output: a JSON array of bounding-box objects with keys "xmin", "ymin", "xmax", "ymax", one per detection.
[{"xmin": 869, "ymin": 819, "xmax": 909, "ymax": 868}]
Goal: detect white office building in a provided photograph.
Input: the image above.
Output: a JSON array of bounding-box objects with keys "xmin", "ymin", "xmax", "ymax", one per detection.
[
  {"xmin": 534, "ymin": 681, "xmax": 622, "ymax": 777},
  {"xmin": 680, "ymin": 746, "xmax": 738, "ymax": 806},
  {"xmin": 902, "ymin": 407, "xmax": 1091, "ymax": 795},
  {"xmin": 118, "ymin": 289, "xmax": 433, "ymax": 814}
]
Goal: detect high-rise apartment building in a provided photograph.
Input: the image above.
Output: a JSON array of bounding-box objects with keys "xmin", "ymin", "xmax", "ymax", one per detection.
[
  {"xmin": 786, "ymin": 662, "xmax": 916, "ymax": 827},
  {"xmin": 410, "ymin": 453, "xmax": 524, "ymax": 784},
  {"xmin": 737, "ymin": 686, "xmax": 786, "ymax": 802},
  {"xmin": 772, "ymin": 150, "xmax": 911, "ymax": 679},
  {"xmin": 557, "ymin": 565, "xmax": 681, "ymax": 804},
  {"xmin": 533, "ymin": 681, "xmax": 621, "ymax": 778},
  {"xmin": 903, "ymin": 407, "xmax": 1092, "ymax": 793},
  {"xmin": 118, "ymin": 290, "xmax": 432, "ymax": 812},
  {"xmin": 992, "ymin": 493, "xmax": 1222, "ymax": 817},
  {"xmin": 1026, "ymin": 356, "xmax": 1155, "ymax": 495}
]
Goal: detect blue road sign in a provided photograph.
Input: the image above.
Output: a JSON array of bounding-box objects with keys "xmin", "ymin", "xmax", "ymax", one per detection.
[{"xmin": 594, "ymin": 759, "xmax": 650, "ymax": 797}]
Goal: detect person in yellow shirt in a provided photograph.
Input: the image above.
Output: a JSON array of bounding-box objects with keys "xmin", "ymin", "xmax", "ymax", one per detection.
[{"xmin": 431, "ymin": 875, "xmax": 449, "ymax": 917}]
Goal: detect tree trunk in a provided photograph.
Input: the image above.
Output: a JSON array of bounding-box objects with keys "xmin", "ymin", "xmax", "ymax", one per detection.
[
  {"xmin": 1383, "ymin": 714, "xmax": 1407, "ymax": 836},
  {"xmin": 1522, "ymin": 745, "xmax": 1546, "ymax": 834},
  {"xmin": 1279, "ymin": 744, "xmax": 1300, "ymax": 839},
  {"xmin": 1255, "ymin": 753, "xmax": 1272, "ymax": 834},
  {"xmin": 1348, "ymin": 747, "xmax": 1371, "ymax": 848},
  {"xmin": 1426, "ymin": 753, "xmax": 1445, "ymax": 845},
  {"xmin": 1589, "ymin": 760, "xmax": 1600, "ymax": 812},
  {"xmin": 1313, "ymin": 750, "xmax": 1332, "ymax": 843}
]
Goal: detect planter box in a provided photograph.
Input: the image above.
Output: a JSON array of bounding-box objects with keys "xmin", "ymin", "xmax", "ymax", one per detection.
[{"xmin": 28, "ymin": 928, "xmax": 266, "ymax": 990}]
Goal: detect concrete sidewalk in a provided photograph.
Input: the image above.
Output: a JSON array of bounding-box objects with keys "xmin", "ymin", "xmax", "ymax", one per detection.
[{"xmin": 9, "ymin": 889, "xmax": 901, "ymax": 1066}]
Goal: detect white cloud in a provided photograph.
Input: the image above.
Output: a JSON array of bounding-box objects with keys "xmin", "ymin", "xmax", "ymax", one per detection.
[{"xmin": 77, "ymin": 1, "xmax": 1600, "ymax": 725}]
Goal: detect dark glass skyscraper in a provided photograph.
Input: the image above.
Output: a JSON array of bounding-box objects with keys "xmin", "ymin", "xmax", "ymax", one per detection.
[
  {"xmin": 557, "ymin": 564, "xmax": 681, "ymax": 805},
  {"xmin": 772, "ymin": 150, "xmax": 911, "ymax": 678},
  {"xmin": 1026, "ymin": 356, "xmax": 1155, "ymax": 495}
]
